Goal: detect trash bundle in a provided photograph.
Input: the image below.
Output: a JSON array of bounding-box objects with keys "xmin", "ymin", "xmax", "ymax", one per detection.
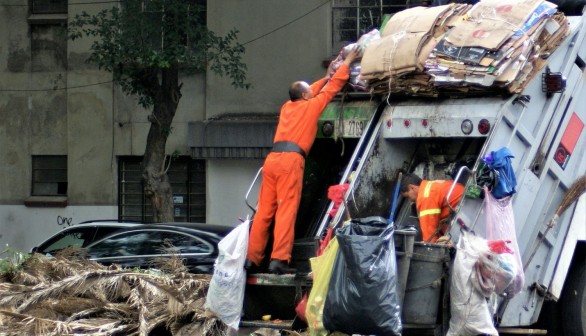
[
  {"xmin": 306, "ymin": 237, "xmax": 340, "ymax": 336},
  {"xmin": 484, "ymin": 186, "xmax": 524, "ymax": 296},
  {"xmin": 322, "ymin": 219, "xmax": 402, "ymax": 336},
  {"xmin": 447, "ymin": 230, "xmax": 499, "ymax": 336},
  {"xmin": 328, "ymin": 29, "xmax": 380, "ymax": 91},
  {"xmin": 360, "ymin": 0, "xmax": 569, "ymax": 97},
  {"xmin": 205, "ymin": 220, "xmax": 250, "ymax": 330},
  {"xmin": 448, "ymin": 184, "xmax": 524, "ymax": 335}
]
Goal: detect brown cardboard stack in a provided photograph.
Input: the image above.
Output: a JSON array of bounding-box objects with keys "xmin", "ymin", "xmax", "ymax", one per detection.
[{"xmin": 360, "ymin": 0, "xmax": 569, "ymax": 97}]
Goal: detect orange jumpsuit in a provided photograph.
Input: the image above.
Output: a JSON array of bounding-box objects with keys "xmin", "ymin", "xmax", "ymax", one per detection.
[
  {"xmin": 416, "ymin": 180, "xmax": 465, "ymax": 243},
  {"xmin": 247, "ymin": 64, "xmax": 351, "ymax": 266}
]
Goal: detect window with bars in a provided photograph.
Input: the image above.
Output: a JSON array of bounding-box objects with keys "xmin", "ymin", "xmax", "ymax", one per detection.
[
  {"xmin": 332, "ymin": 0, "xmax": 425, "ymax": 53},
  {"xmin": 118, "ymin": 157, "xmax": 206, "ymax": 223},
  {"xmin": 139, "ymin": 0, "xmax": 207, "ymax": 51},
  {"xmin": 32, "ymin": 155, "xmax": 67, "ymax": 196},
  {"xmin": 31, "ymin": 0, "xmax": 67, "ymax": 14}
]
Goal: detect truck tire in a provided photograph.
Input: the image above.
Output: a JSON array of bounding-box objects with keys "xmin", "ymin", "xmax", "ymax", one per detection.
[{"xmin": 561, "ymin": 258, "xmax": 586, "ymax": 336}]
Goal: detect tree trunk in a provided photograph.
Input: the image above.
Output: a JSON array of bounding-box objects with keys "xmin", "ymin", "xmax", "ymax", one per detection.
[{"xmin": 142, "ymin": 67, "xmax": 182, "ymax": 223}]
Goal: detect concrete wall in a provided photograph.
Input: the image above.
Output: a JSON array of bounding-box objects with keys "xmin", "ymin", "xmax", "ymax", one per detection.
[
  {"xmin": 0, "ymin": 205, "xmax": 117, "ymax": 252},
  {"xmin": 206, "ymin": 0, "xmax": 333, "ymax": 117},
  {"xmin": 207, "ymin": 159, "xmax": 262, "ymax": 226}
]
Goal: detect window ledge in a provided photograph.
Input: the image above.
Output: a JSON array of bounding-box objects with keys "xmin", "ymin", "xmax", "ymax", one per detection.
[
  {"xmin": 25, "ymin": 196, "xmax": 68, "ymax": 208},
  {"xmin": 28, "ymin": 14, "xmax": 68, "ymax": 25}
]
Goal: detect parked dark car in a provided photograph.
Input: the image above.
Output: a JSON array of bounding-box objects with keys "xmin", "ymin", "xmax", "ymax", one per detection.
[
  {"xmin": 84, "ymin": 223, "xmax": 234, "ymax": 274},
  {"xmin": 32, "ymin": 220, "xmax": 142, "ymax": 255}
]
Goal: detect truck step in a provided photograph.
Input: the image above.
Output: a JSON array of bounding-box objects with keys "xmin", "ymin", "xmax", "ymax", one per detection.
[
  {"xmin": 246, "ymin": 273, "xmax": 312, "ymax": 286},
  {"xmin": 239, "ymin": 319, "xmax": 294, "ymax": 330}
]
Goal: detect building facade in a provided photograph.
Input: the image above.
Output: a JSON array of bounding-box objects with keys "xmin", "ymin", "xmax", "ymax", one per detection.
[{"xmin": 0, "ymin": 0, "xmax": 418, "ymax": 252}]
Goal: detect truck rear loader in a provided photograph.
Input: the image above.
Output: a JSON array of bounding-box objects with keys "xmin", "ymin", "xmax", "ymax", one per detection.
[{"xmin": 240, "ymin": 8, "xmax": 586, "ymax": 336}]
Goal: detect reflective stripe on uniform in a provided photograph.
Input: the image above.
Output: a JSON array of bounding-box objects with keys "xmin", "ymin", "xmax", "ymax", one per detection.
[
  {"xmin": 423, "ymin": 181, "xmax": 434, "ymax": 198},
  {"xmin": 420, "ymin": 208, "xmax": 441, "ymax": 217}
]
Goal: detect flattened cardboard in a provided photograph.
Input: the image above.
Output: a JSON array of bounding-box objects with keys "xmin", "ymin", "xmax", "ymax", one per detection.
[{"xmin": 446, "ymin": 0, "xmax": 544, "ymax": 49}]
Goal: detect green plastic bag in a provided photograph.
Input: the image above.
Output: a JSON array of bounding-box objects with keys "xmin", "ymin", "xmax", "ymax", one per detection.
[{"xmin": 306, "ymin": 236, "xmax": 339, "ymax": 336}]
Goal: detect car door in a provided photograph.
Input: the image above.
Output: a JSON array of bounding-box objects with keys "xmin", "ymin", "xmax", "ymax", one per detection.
[{"xmin": 86, "ymin": 229, "xmax": 216, "ymax": 273}]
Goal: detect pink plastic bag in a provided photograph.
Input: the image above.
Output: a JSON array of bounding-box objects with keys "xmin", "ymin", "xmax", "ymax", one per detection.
[{"xmin": 484, "ymin": 186, "xmax": 524, "ymax": 297}]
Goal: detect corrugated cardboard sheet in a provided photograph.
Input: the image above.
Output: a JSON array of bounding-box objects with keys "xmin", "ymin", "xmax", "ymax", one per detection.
[{"xmin": 359, "ymin": 0, "xmax": 569, "ymax": 97}]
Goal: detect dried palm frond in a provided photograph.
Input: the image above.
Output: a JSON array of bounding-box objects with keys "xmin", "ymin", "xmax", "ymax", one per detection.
[
  {"xmin": 150, "ymin": 240, "xmax": 190, "ymax": 274},
  {"xmin": 0, "ymin": 310, "xmax": 128, "ymax": 336},
  {"xmin": 0, "ymin": 250, "xmax": 224, "ymax": 335},
  {"xmin": 0, "ymin": 269, "xmax": 127, "ymax": 310},
  {"xmin": 556, "ymin": 174, "xmax": 586, "ymax": 216}
]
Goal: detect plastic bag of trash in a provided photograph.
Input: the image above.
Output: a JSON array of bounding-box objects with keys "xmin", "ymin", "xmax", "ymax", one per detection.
[
  {"xmin": 205, "ymin": 220, "xmax": 249, "ymax": 330},
  {"xmin": 447, "ymin": 230, "xmax": 498, "ymax": 336},
  {"xmin": 322, "ymin": 219, "xmax": 402, "ymax": 335},
  {"xmin": 484, "ymin": 186, "xmax": 524, "ymax": 296},
  {"xmin": 306, "ymin": 236, "xmax": 339, "ymax": 336}
]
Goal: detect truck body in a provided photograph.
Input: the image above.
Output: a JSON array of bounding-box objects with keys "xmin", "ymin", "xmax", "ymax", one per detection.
[{"xmin": 241, "ymin": 11, "xmax": 586, "ymax": 336}]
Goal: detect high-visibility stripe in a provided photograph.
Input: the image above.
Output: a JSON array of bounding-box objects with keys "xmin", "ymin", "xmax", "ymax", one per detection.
[
  {"xmin": 420, "ymin": 208, "xmax": 441, "ymax": 217},
  {"xmin": 423, "ymin": 181, "xmax": 434, "ymax": 198}
]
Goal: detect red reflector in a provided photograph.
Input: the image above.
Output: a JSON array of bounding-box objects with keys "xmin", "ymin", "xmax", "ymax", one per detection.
[
  {"xmin": 422, "ymin": 119, "xmax": 428, "ymax": 127},
  {"xmin": 386, "ymin": 119, "xmax": 392, "ymax": 128},
  {"xmin": 404, "ymin": 120, "xmax": 411, "ymax": 127},
  {"xmin": 478, "ymin": 119, "xmax": 490, "ymax": 135}
]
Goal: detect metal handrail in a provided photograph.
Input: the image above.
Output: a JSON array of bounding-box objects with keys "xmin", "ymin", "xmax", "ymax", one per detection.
[
  {"xmin": 245, "ymin": 167, "xmax": 263, "ymax": 213},
  {"xmin": 446, "ymin": 165, "xmax": 472, "ymax": 213}
]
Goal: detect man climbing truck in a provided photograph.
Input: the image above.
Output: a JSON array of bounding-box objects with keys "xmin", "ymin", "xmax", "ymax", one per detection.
[{"xmin": 240, "ymin": 3, "xmax": 586, "ymax": 336}]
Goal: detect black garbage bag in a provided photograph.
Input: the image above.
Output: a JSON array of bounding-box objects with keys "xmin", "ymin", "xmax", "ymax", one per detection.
[{"xmin": 322, "ymin": 218, "xmax": 402, "ymax": 336}]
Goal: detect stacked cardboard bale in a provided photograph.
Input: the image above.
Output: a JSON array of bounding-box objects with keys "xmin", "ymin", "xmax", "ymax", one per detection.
[{"xmin": 360, "ymin": 0, "xmax": 569, "ymax": 97}]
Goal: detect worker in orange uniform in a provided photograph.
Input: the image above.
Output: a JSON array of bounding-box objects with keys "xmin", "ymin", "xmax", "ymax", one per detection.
[
  {"xmin": 400, "ymin": 173, "xmax": 465, "ymax": 244},
  {"xmin": 246, "ymin": 48, "xmax": 360, "ymax": 275}
]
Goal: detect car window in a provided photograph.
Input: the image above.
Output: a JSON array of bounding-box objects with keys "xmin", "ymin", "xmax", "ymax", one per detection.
[
  {"xmin": 36, "ymin": 228, "xmax": 98, "ymax": 254},
  {"xmin": 87, "ymin": 230, "xmax": 212, "ymax": 259}
]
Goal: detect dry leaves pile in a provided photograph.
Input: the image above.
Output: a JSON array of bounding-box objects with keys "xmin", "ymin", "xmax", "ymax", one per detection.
[{"xmin": 0, "ymin": 248, "xmax": 228, "ymax": 336}]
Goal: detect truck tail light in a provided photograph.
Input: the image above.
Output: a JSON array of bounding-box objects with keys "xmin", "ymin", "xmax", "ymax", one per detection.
[
  {"xmin": 542, "ymin": 67, "xmax": 566, "ymax": 94},
  {"xmin": 478, "ymin": 119, "xmax": 490, "ymax": 135},
  {"xmin": 461, "ymin": 119, "xmax": 473, "ymax": 135}
]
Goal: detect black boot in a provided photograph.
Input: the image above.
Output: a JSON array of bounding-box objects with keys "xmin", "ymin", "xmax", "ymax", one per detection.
[
  {"xmin": 268, "ymin": 259, "xmax": 296, "ymax": 274},
  {"xmin": 244, "ymin": 259, "xmax": 264, "ymax": 273}
]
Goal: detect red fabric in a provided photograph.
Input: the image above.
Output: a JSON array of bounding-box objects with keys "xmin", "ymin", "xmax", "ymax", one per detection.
[
  {"xmin": 488, "ymin": 239, "xmax": 514, "ymax": 254},
  {"xmin": 247, "ymin": 65, "xmax": 351, "ymax": 266},
  {"xmin": 416, "ymin": 180, "xmax": 464, "ymax": 243},
  {"xmin": 326, "ymin": 183, "xmax": 349, "ymax": 218},
  {"xmin": 295, "ymin": 292, "xmax": 308, "ymax": 322}
]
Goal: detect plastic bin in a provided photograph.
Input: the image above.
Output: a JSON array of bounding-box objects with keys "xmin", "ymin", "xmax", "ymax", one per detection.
[{"xmin": 401, "ymin": 242, "xmax": 449, "ymax": 325}]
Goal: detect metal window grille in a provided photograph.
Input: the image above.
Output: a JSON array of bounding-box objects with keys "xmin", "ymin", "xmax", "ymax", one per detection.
[
  {"xmin": 118, "ymin": 156, "xmax": 206, "ymax": 223},
  {"xmin": 331, "ymin": 0, "xmax": 426, "ymax": 53},
  {"xmin": 32, "ymin": 155, "xmax": 67, "ymax": 196},
  {"xmin": 32, "ymin": 0, "xmax": 67, "ymax": 14}
]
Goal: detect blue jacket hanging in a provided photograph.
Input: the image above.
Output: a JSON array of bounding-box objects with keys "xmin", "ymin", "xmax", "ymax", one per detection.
[{"xmin": 485, "ymin": 147, "xmax": 517, "ymax": 199}]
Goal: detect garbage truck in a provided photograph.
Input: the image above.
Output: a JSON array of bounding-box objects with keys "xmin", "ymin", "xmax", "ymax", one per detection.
[{"xmin": 239, "ymin": 6, "xmax": 586, "ymax": 336}]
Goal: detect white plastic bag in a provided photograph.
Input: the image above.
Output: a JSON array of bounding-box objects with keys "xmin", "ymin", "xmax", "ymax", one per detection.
[
  {"xmin": 205, "ymin": 220, "xmax": 250, "ymax": 330},
  {"xmin": 447, "ymin": 231, "xmax": 499, "ymax": 336}
]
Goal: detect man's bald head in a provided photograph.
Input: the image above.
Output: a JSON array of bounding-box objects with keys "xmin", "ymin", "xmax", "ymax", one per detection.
[{"xmin": 289, "ymin": 81, "xmax": 311, "ymax": 101}]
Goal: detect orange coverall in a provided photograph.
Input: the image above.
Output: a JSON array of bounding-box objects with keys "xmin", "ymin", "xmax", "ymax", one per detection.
[
  {"xmin": 247, "ymin": 64, "xmax": 351, "ymax": 266},
  {"xmin": 416, "ymin": 180, "xmax": 464, "ymax": 243}
]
